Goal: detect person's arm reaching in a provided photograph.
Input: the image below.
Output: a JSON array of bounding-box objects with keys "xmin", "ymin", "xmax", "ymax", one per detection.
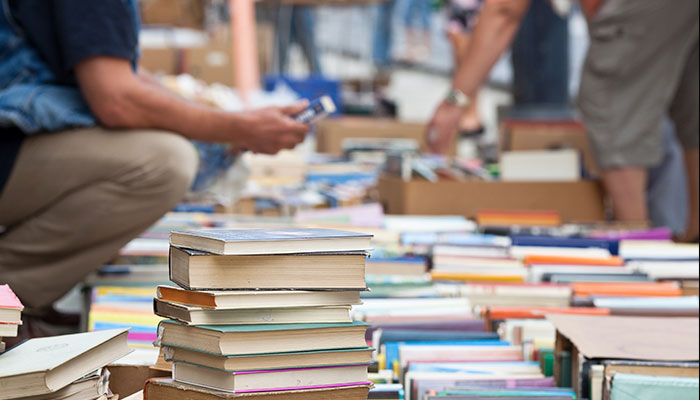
[
  {"xmin": 426, "ymin": 0, "xmax": 531, "ymax": 154},
  {"xmin": 75, "ymin": 56, "xmax": 310, "ymax": 155}
]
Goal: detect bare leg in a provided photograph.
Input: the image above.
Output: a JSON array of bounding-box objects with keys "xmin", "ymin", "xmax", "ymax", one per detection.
[
  {"xmin": 681, "ymin": 149, "xmax": 699, "ymax": 241},
  {"xmin": 601, "ymin": 167, "xmax": 649, "ymax": 223}
]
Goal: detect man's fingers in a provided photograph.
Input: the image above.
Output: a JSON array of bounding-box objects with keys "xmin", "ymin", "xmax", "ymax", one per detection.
[{"xmin": 279, "ymin": 100, "xmax": 309, "ymax": 116}]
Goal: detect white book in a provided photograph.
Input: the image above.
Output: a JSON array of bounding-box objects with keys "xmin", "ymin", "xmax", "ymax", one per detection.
[
  {"xmin": 500, "ymin": 149, "xmax": 581, "ymax": 182},
  {"xmin": 628, "ymin": 260, "xmax": 700, "ymax": 279},
  {"xmin": 0, "ymin": 329, "xmax": 132, "ymax": 400}
]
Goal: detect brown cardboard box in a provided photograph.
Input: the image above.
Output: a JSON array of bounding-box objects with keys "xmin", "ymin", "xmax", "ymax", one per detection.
[
  {"xmin": 108, "ymin": 364, "xmax": 170, "ymax": 399},
  {"xmin": 378, "ymin": 176, "xmax": 606, "ymax": 223},
  {"xmin": 316, "ymin": 117, "xmax": 456, "ymax": 156},
  {"xmin": 139, "ymin": 48, "xmax": 179, "ymax": 75},
  {"xmin": 184, "ymin": 44, "xmax": 235, "ymax": 86},
  {"xmin": 500, "ymin": 120, "xmax": 599, "ymax": 175},
  {"xmin": 140, "ymin": 0, "xmax": 206, "ymax": 29}
]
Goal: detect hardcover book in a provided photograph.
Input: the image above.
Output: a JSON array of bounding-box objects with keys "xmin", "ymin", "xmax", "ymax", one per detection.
[
  {"xmin": 157, "ymin": 286, "xmax": 362, "ymax": 309},
  {"xmin": 154, "ymin": 299, "xmax": 352, "ymax": 325},
  {"xmin": 172, "ymin": 363, "xmax": 369, "ymax": 393},
  {"xmin": 144, "ymin": 378, "xmax": 372, "ymax": 400},
  {"xmin": 0, "ymin": 329, "xmax": 132, "ymax": 400},
  {"xmin": 169, "ymin": 248, "xmax": 367, "ymax": 290},
  {"xmin": 157, "ymin": 320, "xmax": 369, "ymax": 356},
  {"xmin": 169, "ymin": 229, "xmax": 373, "ymax": 255}
]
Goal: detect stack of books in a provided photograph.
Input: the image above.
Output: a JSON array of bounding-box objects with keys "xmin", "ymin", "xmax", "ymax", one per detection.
[
  {"xmin": 151, "ymin": 228, "xmax": 374, "ymax": 398},
  {"xmin": 0, "ymin": 329, "xmax": 132, "ymax": 400},
  {"xmin": 549, "ymin": 314, "xmax": 699, "ymax": 400},
  {"xmin": 0, "ymin": 285, "xmax": 23, "ymax": 353}
]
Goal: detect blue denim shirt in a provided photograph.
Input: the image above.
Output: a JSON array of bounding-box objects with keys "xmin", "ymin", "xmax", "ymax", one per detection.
[{"xmin": 0, "ymin": 0, "xmax": 140, "ymax": 134}]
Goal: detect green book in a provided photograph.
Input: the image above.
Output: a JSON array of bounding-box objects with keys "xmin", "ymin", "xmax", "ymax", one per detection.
[
  {"xmin": 161, "ymin": 345, "xmax": 374, "ymax": 372},
  {"xmin": 157, "ymin": 320, "xmax": 369, "ymax": 356},
  {"xmin": 611, "ymin": 373, "xmax": 699, "ymax": 400}
]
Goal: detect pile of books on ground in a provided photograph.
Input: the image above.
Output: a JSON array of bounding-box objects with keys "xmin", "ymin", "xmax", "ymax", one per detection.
[
  {"xmin": 0, "ymin": 329, "xmax": 131, "ymax": 400},
  {"xmin": 0, "ymin": 285, "xmax": 23, "ymax": 353},
  {"xmin": 151, "ymin": 228, "xmax": 374, "ymax": 398}
]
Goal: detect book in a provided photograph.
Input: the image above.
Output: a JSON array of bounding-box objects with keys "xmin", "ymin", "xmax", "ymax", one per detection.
[
  {"xmin": 430, "ymin": 270, "xmax": 527, "ymax": 283},
  {"xmin": 484, "ymin": 307, "xmax": 610, "ymax": 320},
  {"xmin": 156, "ymin": 320, "xmax": 369, "ymax": 356},
  {"xmin": 455, "ymin": 284, "xmax": 572, "ymax": 308},
  {"xmin": 162, "ymin": 346, "xmax": 373, "ymax": 372},
  {"xmin": 154, "ymin": 299, "xmax": 352, "ymax": 325},
  {"xmin": 172, "ymin": 362, "xmax": 369, "ymax": 393},
  {"xmin": 19, "ymin": 369, "xmax": 109, "ymax": 400},
  {"xmin": 476, "ymin": 210, "xmax": 561, "ymax": 228},
  {"xmin": 572, "ymin": 281, "xmax": 682, "ymax": 297},
  {"xmin": 157, "ymin": 286, "xmax": 362, "ymax": 309},
  {"xmin": 0, "ymin": 285, "xmax": 23, "ymax": 324},
  {"xmin": 604, "ymin": 360, "xmax": 699, "ymax": 380},
  {"xmin": 0, "ymin": 329, "xmax": 132, "ymax": 400},
  {"xmin": 510, "ymin": 235, "xmax": 620, "ymax": 255},
  {"xmin": 500, "ymin": 149, "xmax": 581, "ymax": 182},
  {"xmin": 144, "ymin": 378, "xmax": 372, "ymax": 399},
  {"xmin": 169, "ymin": 229, "xmax": 373, "ymax": 255},
  {"xmin": 524, "ymin": 255, "xmax": 624, "ymax": 266},
  {"xmin": 169, "ymin": 248, "xmax": 367, "ymax": 290},
  {"xmin": 405, "ymin": 373, "xmax": 553, "ymax": 400},
  {"xmin": 0, "ymin": 323, "xmax": 19, "ymax": 337},
  {"xmin": 608, "ymin": 373, "xmax": 699, "ymax": 400},
  {"xmin": 549, "ymin": 314, "xmax": 699, "ymax": 362},
  {"xmin": 123, "ymin": 391, "xmax": 144, "ymax": 400}
]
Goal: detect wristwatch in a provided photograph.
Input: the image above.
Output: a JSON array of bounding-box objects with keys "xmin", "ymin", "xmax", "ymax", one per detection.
[{"xmin": 445, "ymin": 87, "xmax": 471, "ymax": 108}]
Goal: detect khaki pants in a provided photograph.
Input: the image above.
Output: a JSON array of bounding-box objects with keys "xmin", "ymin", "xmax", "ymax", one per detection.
[
  {"xmin": 0, "ymin": 128, "xmax": 198, "ymax": 309},
  {"xmin": 580, "ymin": 0, "xmax": 699, "ymax": 169}
]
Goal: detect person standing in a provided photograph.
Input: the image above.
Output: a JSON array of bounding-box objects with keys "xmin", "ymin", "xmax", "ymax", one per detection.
[{"xmin": 427, "ymin": 0, "xmax": 699, "ymax": 242}]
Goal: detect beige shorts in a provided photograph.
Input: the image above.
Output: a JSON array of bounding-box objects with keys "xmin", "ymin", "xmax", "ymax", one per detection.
[{"xmin": 579, "ymin": 0, "xmax": 699, "ymax": 169}]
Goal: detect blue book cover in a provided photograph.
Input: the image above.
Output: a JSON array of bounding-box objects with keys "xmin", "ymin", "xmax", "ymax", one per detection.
[{"xmin": 510, "ymin": 235, "xmax": 620, "ymax": 255}]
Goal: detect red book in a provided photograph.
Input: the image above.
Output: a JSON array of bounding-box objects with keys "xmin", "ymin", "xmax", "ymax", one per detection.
[{"xmin": 0, "ymin": 284, "xmax": 24, "ymax": 324}]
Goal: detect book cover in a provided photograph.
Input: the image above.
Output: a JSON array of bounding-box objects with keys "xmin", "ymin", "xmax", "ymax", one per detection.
[
  {"xmin": 144, "ymin": 378, "xmax": 372, "ymax": 400},
  {"xmin": 610, "ymin": 373, "xmax": 699, "ymax": 400},
  {"xmin": 548, "ymin": 314, "xmax": 700, "ymax": 361},
  {"xmin": 0, "ymin": 285, "xmax": 23, "ymax": 310},
  {"xmin": 0, "ymin": 329, "xmax": 132, "ymax": 399},
  {"xmin": 159, "ymin": 319, "xmax": 368, "ymax": 334},
  {"xmin": 171, "ymin": 228, "xmax": 372, "ymax": 247}
]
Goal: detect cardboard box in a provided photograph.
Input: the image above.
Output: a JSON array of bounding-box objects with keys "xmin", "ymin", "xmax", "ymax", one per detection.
[
  {"xmin": 140, "ymin": 0, "xmax": 205, "ymax": 29},
  {"xmin": 500, "ymin": 120, "xmax": 599, "ymax": 175},
  {"xmin": 108, "ymin": 364, "xmax": 170, "ymax": 399},
  {"xmin": 378, "ymin": 176, "xmax": 606, "ymax": 223},
  {"xmin": 316, "ymin": 117, "xmax": 456, "ymax": 156},
  {"xmin": 139, "ymin": 47, "xmax": 179, "ymax": 76},
  {"xmin": 184, "ymin": 44, "xmax": 235, "ymax": 86}
]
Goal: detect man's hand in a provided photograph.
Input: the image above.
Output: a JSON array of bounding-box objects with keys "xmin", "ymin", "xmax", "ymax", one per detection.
[
  {"xmin": 237, "ymin": 101, "xmax": 311, "ymax": 155},
  {"xmin": 426, "ymin": 100, "xmax": 463, "ymax": 154}
]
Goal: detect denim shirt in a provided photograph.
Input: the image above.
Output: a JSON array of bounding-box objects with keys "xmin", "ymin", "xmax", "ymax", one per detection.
[{"xmin": 0, "ymin": 0, "xmax": 140, "ymax": 134}]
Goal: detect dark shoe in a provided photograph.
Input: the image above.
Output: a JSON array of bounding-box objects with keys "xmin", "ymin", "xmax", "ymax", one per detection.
[{"xmin": 459, "ymin": 125, "xmax": 485, "ymax": 139}]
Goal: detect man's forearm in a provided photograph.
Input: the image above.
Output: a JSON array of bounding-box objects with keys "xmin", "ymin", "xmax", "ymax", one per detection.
[
  {"xmin": 452, "ymin": 0, "xmax": 531, "ymax": 96},
  {"xmin": 106, "ymin": 78, "xmax": 247, "ymax": 143},
  {"xmin": 77, "ymin": 58, "xmax": 248, "ymax": 143}
]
